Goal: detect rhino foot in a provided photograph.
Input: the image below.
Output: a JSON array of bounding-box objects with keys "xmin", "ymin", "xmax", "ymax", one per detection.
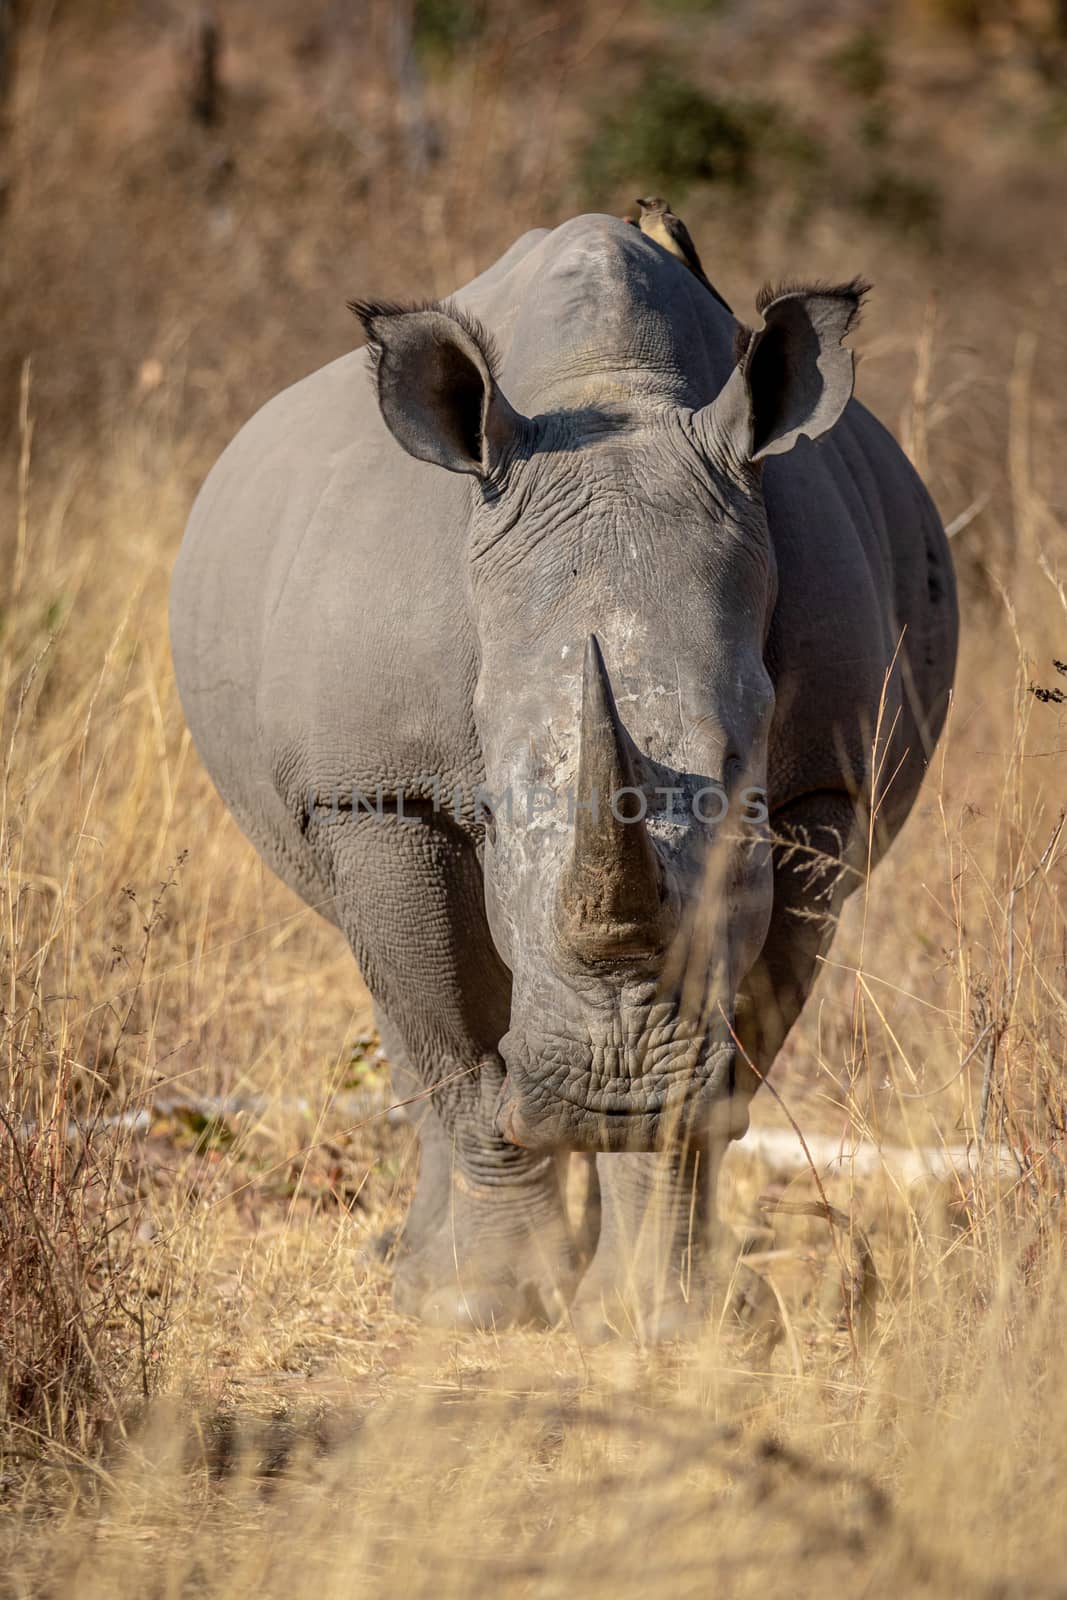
[
  {"xmin": 568, "ymin": 1269, "xmax": 708, "ymax": 1344},
  {"xmin": 391, "ymin": 1173, "xmax": 580, "ymax": 1330},
  {"xmin": 568, "ymin": 1249, "xmax": 781, "ymax": 1349},
  {"xmin": 417, "ymin": 1279, "xmax": 557, "ymax": 1331}
]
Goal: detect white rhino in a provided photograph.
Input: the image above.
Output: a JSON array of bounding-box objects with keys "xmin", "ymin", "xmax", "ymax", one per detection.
[{"xmin": 170, "ymin": 216, "xmax": 957, "ymax": 1335}]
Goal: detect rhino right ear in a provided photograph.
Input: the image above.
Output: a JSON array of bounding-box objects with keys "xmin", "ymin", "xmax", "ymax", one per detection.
[{"xmin": 349, "ymin": 299, "xmax": 528, "ymax": 479}]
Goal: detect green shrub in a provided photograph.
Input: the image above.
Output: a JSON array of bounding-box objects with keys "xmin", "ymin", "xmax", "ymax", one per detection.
[
  {"xmin": 851, "ymin": 167, "xmax": 941, "ymax": 242},
  {"xmin": 413, "ymin": 0, "xmax": 485, "ymax": 60},
  {"xmin": 645, "ymin": 0, "xmax": 728, "ymax": 13},
  {"xmin": 858, "ymin": 104, "xmax": 892, "ymax": 150},
  {"xmin": 828, "ymin": 27, "xmax": 890, "ymax": 98},
  {"xmin": 581, "ymin": 69, "xmax": 819, "ymax": 203}
]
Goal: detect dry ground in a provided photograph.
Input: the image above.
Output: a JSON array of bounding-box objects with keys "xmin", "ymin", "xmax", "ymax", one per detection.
[{"xmin": 2, "ymin": 2, "xmax": 1067, "ymax": 1595}]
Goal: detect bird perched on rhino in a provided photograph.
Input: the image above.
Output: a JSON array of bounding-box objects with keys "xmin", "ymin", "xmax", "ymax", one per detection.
[{"xmin": 635, "ymin": 195, "xmax": 732, "ymax": 314}]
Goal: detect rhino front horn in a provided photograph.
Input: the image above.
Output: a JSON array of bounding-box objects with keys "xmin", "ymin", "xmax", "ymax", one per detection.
[{"xmin": 556, "ymin": 635, "xmax": 671, "ymax": 957}]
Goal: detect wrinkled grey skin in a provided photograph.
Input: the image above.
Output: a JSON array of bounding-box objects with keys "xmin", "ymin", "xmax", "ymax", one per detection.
[{"xmin": 170, "ymin": 216, "xmax": 957, "ymax": 1337}]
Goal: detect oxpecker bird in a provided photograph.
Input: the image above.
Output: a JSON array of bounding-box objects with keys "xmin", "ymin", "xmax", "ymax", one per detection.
[{"xmin": 635, "ymin": 195, "xmax": 732, "ymax": 313}]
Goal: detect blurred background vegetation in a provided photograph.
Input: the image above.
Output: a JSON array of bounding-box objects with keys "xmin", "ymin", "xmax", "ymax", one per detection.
[{"xmin": 1, "ymin": 0, "xmax": 1065, "ymax": 487}]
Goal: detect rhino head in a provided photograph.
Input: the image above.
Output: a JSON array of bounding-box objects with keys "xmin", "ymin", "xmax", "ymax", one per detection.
[{"xmin": 354, "ymin": 269, "xmax": 863, "ymax": 1154}]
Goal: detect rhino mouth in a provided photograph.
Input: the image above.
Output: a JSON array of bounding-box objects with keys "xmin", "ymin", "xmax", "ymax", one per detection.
[{"xmin": 494, "ymin": 1036, "xmax": 740, "ymax": 1153}]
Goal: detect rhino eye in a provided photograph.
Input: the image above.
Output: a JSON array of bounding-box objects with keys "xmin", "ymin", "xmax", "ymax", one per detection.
[{"xmin": 482, "ymin": 807, "xmax": 497, "ymax": 847}]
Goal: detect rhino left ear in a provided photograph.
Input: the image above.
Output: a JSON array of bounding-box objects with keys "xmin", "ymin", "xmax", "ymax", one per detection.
[
  {"xmin": 699, "ymin": 279, "xmax": 869, "ymax": 464},
  {"xmin": 349, "ymin": 298, "xmax": 527, "ymax": 478}
]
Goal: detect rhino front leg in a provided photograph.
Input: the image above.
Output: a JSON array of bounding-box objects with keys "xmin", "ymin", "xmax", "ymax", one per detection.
[
  {"xmin": 322, "ymin": 809, "xmax": 580, "ymax": 1329},
  {"xmin": 380, "ymin": 1013, "xmax": 575, "ymax": 1328}
]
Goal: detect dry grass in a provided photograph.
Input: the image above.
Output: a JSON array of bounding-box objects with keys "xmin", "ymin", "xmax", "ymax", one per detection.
[{"xmin": 2, "ymin": 0, "xmax": 1067, "ymax": 1593}]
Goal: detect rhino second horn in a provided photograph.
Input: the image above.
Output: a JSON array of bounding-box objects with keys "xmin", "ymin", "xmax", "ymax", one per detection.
[{"xmin": 557, "ymin": 635, "xmax": 671, "ymax": 957}]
